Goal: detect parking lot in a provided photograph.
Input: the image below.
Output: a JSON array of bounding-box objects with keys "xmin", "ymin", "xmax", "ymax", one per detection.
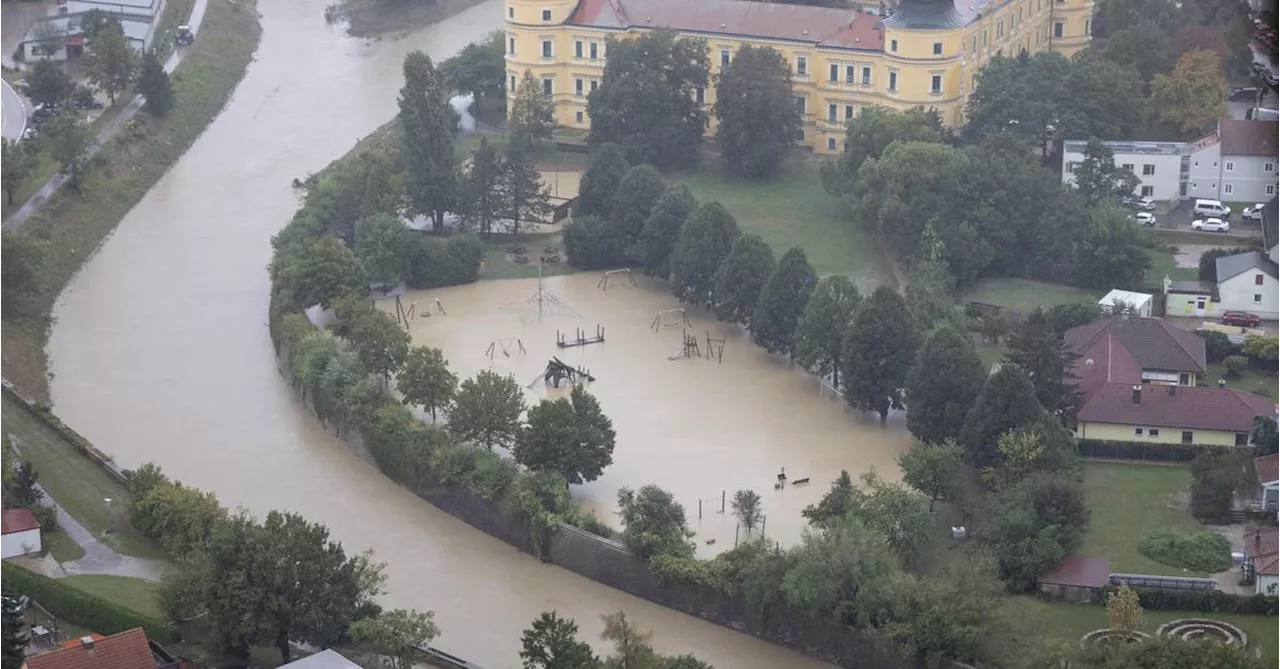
[{"xmin": 1153, "ymin": 200, "xmax": 1266, "ymax": 239}]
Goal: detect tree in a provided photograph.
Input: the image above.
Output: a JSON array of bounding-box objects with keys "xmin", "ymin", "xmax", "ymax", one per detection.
[
  {"xmin": 1151, "ymin": 49, "xmax": 1228, "ymax": 139},
  {"xmin": 801, "ymin": 470, "xmax": 854, "ymax": 526},
  {"xmin": 515, "ymin": 386, "xmax": 616, "ymax": 485},
  {"xmin": 1005, "ymin": 309, "xmax": 1082, "ymax": 420},
  {"xmin": 984, "ymin": 473, "xmax": 1089, "ymax": 590},
  {"xmin": 731, "ymin": 489, "xmax": 763, "ymax": 532},
  {"xmin": 439, "ymin": 31, "xmax": 506, "ymax": 102},
  {"xmin": 137, "ymin": 50, "xmax": 174, "ymax": 116},
  {"xmin": 1046, "ymin": 303, "xmax": 1103, "ymax": 336},
  {"xmin": 904, "ymin": 326, "xmax": 986, "ymax": 445},
  {"xmin": 638, "ymin": 185, "xmax": 696, "ymax": 278},
  {"xmin": 1106, "ymin": 584, "xmax": 1143, "ymax": 633},
  {"xmin": 587, "ymin": 29, "xmax": 709, "ymax": 170},
  {"xmin": 350, "ymin": 609, "xmax": 440, "ymax": 669},
  {"xmin": 1189, "ymin": 449, "xmax": 1254, "ymax": 523},
  {"xmin": 2, "ymin": 594, "xmax": 29, "ymax": 668},
  {"xmin": 1058, "ymin": 51, "xmax": 1145, "ymax": 142},
  {"xmin": 1251, "ymin": 416, "xmax": 1278, "ymax": 455},
  {"xmin": 1100, "ymin": 634, "xmax": 1271, "ymax": 669},
  {"xmin": 964, "ymin": 53, "xmax": 1072, "ymax": 144},
  {"xmin": 509, "ymin": 69, "xmax": 556, "ymax": 148},
  {"xmin": 78, "ymin": 9, "xmax": 116, "ymax": 40},
  {"xmin": 354, "ymin": 213, "xmax": 411, "ymax": 288},
  {"xmin": 24, "ymin": 59, "xmax": 75, "ymax": 110},
  {"xmin": 793, "ymin": 275, "xmax": 860, "ymax": 388},
  {"xmin": 670, "ymin": 202, "xmax": 739, "ymax": 305},
  {"xmin": 9, "ymin": 462, "xmax": 43, "ymax": 507},
  {"xmin": 123, "ymin": 461, "xmax": 171, "ymax": 499},
  {"xmin": 82, "ymin": 19, "xmax": 138, "ymax": 105},
  {"xmin": 616, "ymin": 485, "xmax": 691, "ymax": 558},
  {"xmin": 959, "ymin": 365, "xmax": 1046, "ymax": 466},
  {"xmin": 1102, "ymin": 21, "xmax": 1175, "ymax": 83},
  {"xmin": 563, "ymin": 215, "xmax": 627, "ymax": 270},
  {"xmin": 350, "ymin": 310, "xmax": 410, "ymax": 380},
  {"xmin": 1072, "ymin": 139, "xmax": 1140, "ymax": 205},
  {"xmin": 710, "ymin": 234, "xmax": 775, "ymax": 325},
  {"xmin": 599, "ymin": 611, "xmax": 660, "ymax": 669},
  {"xmin": 1071, "ymin": 204, "xmax": 1151, "ymax": 290},
  {"xmin": 781, "ymin": 515, "xmax": 899, "ymax": 620},
  {"xmin": 1, "ymin": 231, "xmax": 44, "ymax": 316},
  {"xmin": 573, "ymin": 143, "xmax": 630, "ymax": 218},
  {"xmin": 610, "ymin": 164, "xmax": 665, "ymax": 244},
  {"xmin": 278, "ymin": 235, "xmax": 365, "ymax": 309},
  {"xmin": 519, "ymin": 611, "xmax": 598, "ymax": 669},
  {"xmin": 41, "ymin": 111, "xmax": 94, "ymax": 186},
  {"xmin": 458, "ymin": 138, "xmax": 506, "ymax": 237},
  {"xmin": 821, "ymin": 106, "xmax": 944, "ymax": 197},
  {"xmin": 897, "ymin": 439, "xmax": 966, "ymax": 512},
  {"xmin": 843, "ymin": 472, "xmax": 937, "ymax": 568},
  {"xmin": 134, "ymin": 482, "xmax": 226, "ymax": 557},
  {"xmin": 1198, "ymin": 247, "xmax": 1254, "ymax": 283},
  {"xmin": 502, "ymin": 146, "xmax": 553, "ymax": 237},
  {"xmin": 399, "ymin": 51, "xmax": 457, "ymax": 233},
  {"xmin": 449, "ymin": 370, "xmax": 526, "ymax": 450},
  {"xmin": 875, "ymin": 552, "xmax": 1006, "ymax": 666},
  {"xmin": 1, "ymin": 139, "xmax": 34, "ymax": 205},
  {"xmin": 713, "ymin": 44, "xmax": 801, "ymax": 178},
  {"xmin": 398, "ymin": 346, "xmax": 457, "ymax": 420},
  {"xmin": 750, "ymin": 247, "xmax": 817, "ymax": 355},
  {"xmin": 841, "ymin": 286, "xmax": 920, "ymax": 421}
]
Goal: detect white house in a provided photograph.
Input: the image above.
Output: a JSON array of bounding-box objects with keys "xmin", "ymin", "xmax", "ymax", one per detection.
[
  {"xmin": 20, "ymin": 0, "xmax": 165, "ymax": 62},
  {"xmin": 1215, "ymin": 250, "xmax": 1280, "ymax": 320},
  {"xmin": 1062, "ymin": 121, "xmax": 1280, "ymax": 202},
  {"xmin": 1099, "ymin": 289, "xmax": 1153, "ymax": 317},
  {"xmin": 1, "ymin": 508, "xmax": 41, "ymax": 559}
]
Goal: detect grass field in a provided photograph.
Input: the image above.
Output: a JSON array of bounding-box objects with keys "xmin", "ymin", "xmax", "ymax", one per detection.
[
  {"xmin": 1079, "ymin": 461, "xmax": 1211, "ymax": 576},
  {"xmin": 960, "ymin": 277, "xmax": 1100, "ymax": 312},
  {"xmin": 1144, "ymin": 247, "xmax": 1199, "ymax": 285},
  {"xmin": 480, "ymin": 232, "xmax": 576, "ymax": 281},
  {"xmin": 61, "ymin": 575, "xmax": 163, "ymax": 618},
  {"xmin": 676, "ymin": 162, "xmax": 894, "ymax": 291},
  {"xmin": 1, "ymin": 395, "xmax": 165, "ymax": 560},
  {"xmin": 1205, "ymin": 362, "xmax": 1276, "ymax": 398},
  {"xmin": 43, "ymin": 528, "xmax": 86, "ymax": 562}
]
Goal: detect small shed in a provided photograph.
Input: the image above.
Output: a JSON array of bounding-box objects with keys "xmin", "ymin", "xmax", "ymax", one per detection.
[
  {"xmin": 1, "ymin": 508, "xmax": 42, "ymax": 559},
  {"xmin": 1037, "ymin": 555, "xmax": 1110, "ymax": 603},
  {"xmin": 1099, "ymin": 289, "xmax": 1154, "ymax": 317},
  {"xmin": 280, "ymin": 649, "xmax": 364, "ymax": 669}
]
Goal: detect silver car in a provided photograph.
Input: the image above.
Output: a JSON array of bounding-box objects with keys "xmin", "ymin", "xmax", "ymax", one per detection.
[{"xmin": 1191, "ymin": 217, "xmax": 1230, "ymax": 232}]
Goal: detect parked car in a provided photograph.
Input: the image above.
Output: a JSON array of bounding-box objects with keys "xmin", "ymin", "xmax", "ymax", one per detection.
[
  {"xmin": 175, "ymin": 25, "xmax": 194, "ymax": 46},
  {"xmin": 1131, "ymin": 212, "xmax": 1156, "ymax": 227},
  {"xmin": 1135, "ymin": 196, "xmax": 1156, "ymax": 211},
  {"xmin": 1191, "ymin": 217, "xmax": 1230, "ymax": 232},
  {"xmin": 1221, "ymin": 311, "xmax": 1262, "ymax": 327},
  {"xmin": 1230, "ymin": 87, "xmax": 1261, "ymax": 102},
  {"xmin": 1242, "ymin": 203, "xmax": 1266, "ymax": 221}
]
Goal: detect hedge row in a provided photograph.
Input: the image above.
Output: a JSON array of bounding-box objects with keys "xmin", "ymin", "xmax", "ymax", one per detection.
[
  {"xmin": 1, "ymin": 563, "xmax": 180, "ymax": 643},
  {"xmin": 1097, "ymin": 583, "xmax": 1278, "ymax": 616},
  {"xmin": 1076, "ymin": 438, "xmax": 1236, "ymax": 463}
]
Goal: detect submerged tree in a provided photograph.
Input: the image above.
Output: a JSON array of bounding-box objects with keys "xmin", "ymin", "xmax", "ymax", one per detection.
[
  {"xmin": 398, "ymin": 346, "xmax": 457, "ymax": 420},
  {"xmin": 449, "ymin": 370, "xmax": 526, "ymax": 450},
  {"xmin": 638, "ymin": 185, "xmax": 697, "ymax": 278},
  {"xmin": 842, "ymin": 287, "xmax": 920, "ymax": 420},
  {"xmin": 710, "ymin": 233, "xmax": 775, "ymax": 325},
  {"xmin": 519, "ymin": 611, "xmax": 597, "ymax": 669},
  {"xmin": 751, "ymin": 247, "xmax": 818, "ymax": 355},
  {"xmin": 793, "ymin": 275, "xmax": 861, "ymax": 389}
]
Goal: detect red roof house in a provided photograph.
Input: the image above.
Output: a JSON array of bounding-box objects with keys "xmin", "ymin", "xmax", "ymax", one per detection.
[
  {"xmin": 2, "ymin": 507, "xmax": 42, "ymax": 559},
  {"xmin": 1037, "ymin": 555, "xmax": 1111, "ymax": 603},
  {"xmin": 1064, "ymin": 316, "xmax": 1206, "ymax": 400},
  {"xmin": 1, "ymin": 508, "xmax": 40, "ymax": 535},
  {"xmin": 1244, "ymin": 527, "xmax": 1279, "ymax": 595},
  {"xmin": 1076, "ymin": 383, "xmax": 1275, "ymax": 445},
  {"xmin": 25, "ymin": 628, "xmax": 177, "ymax": 669}
]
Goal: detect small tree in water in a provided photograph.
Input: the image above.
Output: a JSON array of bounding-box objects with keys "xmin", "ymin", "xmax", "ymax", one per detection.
[{"xmin": 732, "ymin": 489, "xmax": 763, "ymax": 533}]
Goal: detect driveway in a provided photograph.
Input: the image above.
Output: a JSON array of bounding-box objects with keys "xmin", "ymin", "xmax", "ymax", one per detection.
[
  {"xmin": 1161, "ymin": 200, "xmax": 1264, "ymax": 238},
  {"xmin": 2, "ymin": 79, "xmax": 28, "ymax": 141}
]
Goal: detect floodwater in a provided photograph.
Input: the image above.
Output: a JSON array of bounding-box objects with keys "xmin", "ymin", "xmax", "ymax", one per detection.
[
  {"xmin": 42, "ymin": 0, "xmax": 838, "ymax": 666},
  {"xmin": 386, "ymin": 274, "xmax": 911, "ymax": 555}
]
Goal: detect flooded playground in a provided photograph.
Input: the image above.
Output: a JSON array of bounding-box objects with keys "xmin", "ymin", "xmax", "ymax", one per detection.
[{"xmin": 382, "ymin": 271, "xmax": 912, "ymax": 554}]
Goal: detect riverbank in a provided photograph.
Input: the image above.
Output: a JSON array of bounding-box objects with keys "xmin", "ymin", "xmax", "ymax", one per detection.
[{"xmin": 0, "ymin": 0, "xmax": 262, "ymax": 402}]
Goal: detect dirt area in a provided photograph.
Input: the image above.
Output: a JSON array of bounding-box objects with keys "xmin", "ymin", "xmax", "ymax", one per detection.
[{"xmin": 1172, "ymin": 244, "xmax": 1232, "ymax": 269}]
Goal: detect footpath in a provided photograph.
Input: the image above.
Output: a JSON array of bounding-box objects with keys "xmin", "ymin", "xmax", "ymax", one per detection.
[{"xmin": 2, "ymin": 0, "xmax": 211, "ymax": 231}]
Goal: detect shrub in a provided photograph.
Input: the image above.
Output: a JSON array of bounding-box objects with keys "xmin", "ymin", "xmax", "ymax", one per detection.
[
  {"xmin": 1096, "ymin": 584, "xmax": 1278, "ymax": 616},
  {"xmin": 404, "ymin": 233, "xmax": 484, "ymax": 289},
  {"xmin": 1222, "ymin": 355, "xmax": 1248, "ymax": 379},
  {"xmin": 573, "ymin": 512, "xmax": 619, "ymax": 539},
  {"xmin": 430, "ymin": 442, "xmax": 483, "ymax": 487},
  {"xmin": 1137, "ymin": 527, "xmax": 1231, "ymax": 573},
  {"xmin": 563, "ymin": 215, "xmax": 627, "ymax": 270},
  {"xmin": 1, "ymin": 563, "xmax": 179, "ymax": 643},
  {"xmin": 1076, "ymin": 439, "xmax": 1231, "ymax": 462},
  {"xmin": 1197, "ymin": 330, "xmax": 1240, "ymax": 364},
  {"xmin": 467, "ymin": 450, "xmax": 519, "ymax": 500},
  {"xmin": 1190, "ymin": 450, "xmax": 1254, "ymax": 524}
]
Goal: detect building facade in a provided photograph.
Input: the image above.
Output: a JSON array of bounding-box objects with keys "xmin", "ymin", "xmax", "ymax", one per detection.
[
  {"xmin": 505, "ymin": 0, "xmax": 1093, "ymax": 155},
  {"xmin": 1216, "ymin": 250, "xmax": 1280, "ymax": 320},
  {"xmin": 1075, "ymin": 383, "xmax": 1275, "ymax": 447}
]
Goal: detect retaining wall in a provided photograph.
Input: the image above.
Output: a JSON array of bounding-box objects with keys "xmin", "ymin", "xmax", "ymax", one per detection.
[{"xmin": 1, "ymin": 379, "xmax": 129, "ymax": 485}]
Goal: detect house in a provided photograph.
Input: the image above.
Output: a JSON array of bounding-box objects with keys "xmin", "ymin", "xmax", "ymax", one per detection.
[
  {"xmin": 2, "ymin": 508, "xmax": 41, "ymax": 559},
  {"xmin": 1061, "ymin": 120, "xmax": 1280, "ymax": 202},
  {"xmin": 1064, "ymin": 315, "xmax": 1207, "ymax": 399},
  {"xmin": 1075, "ymin": 383, "xmax": 1276, "ymax": 446},
  {"xmin": 1037, "ymin": 555, "xmax": 1110, "ymax": 603},
  {"xmin": 1243, "ymin": 527, "xmax": 1278, "ymax": 596},
  {"xmin": 20, "ymin": 0, "xmax": 165, "ymax": 62},
  {"xmin": 1255, "ymin": 453, "xmax": 1278, "ymax": 511},
  {"xmin": 278, "ymin": 650, "xmax": 363, "ymax": 669},
  {"xmin": 1214, "ymin": 250, "xmax": 1279, "ymax": 320},
  {"xmin": 25, "ymin": 627, "xmax": 179, "ymax": 669},
  {"xmin": 1163, "ymin": 279, "xmax": 1219, "ymax": 319},
  {"xmin": 1098, "ymin": 289, "xmax": 1153, "ymax": 317},
  {"xmin": 506, "ymin": 0, "xmax": 1093, "ymax": 155}
]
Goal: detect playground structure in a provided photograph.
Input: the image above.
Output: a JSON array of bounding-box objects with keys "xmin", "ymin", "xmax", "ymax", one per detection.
[
  {"xmin": 528, "ymin": 357, "xmax": 596, "ymax": 388},
  {"xmin": 557, "ymin": 325, "xmax": 605, "ymax": 348},
  {"xmin": 485, "ymin": 337, "xmax": 527, "ymax": 360},
  {"xmin": 650, "ymin": 308, "xmax": 690, "ymax": 332},
  {"xmin": 668, "ymin": 329, "xmax": 702, "ymax": 360},
  {"xmin": 501, "ymin": 265, "xmax": 580, "ymax": 323},
  {"xmin": 705, "ymin": 332, "xmax": 725, "ymax": 363},
  {"xmin": 598, "ymin": 268, "xmax": 638, "ymax": 291},
  {"xmin": 392, "ymin": 295, "xmax": 446, "ymax": 328}
]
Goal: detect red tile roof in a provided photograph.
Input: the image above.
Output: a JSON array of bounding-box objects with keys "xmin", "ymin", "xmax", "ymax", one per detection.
[
  {"xmin": 567, "ymin": 0, "xmax": 885, "ymax": 52},
  {"xmin": 1065, "ymin": 316, "xmax": 1206, "ymax": 374},
  {"xmin": 1246, "ymin": 527, "xmax": 1279, "ymax": 576},
  {"xmin": 1219, "ymin": 119, "xmax": 1279, "ymax": 157},
  {"xmin": 1072, "ymin": 332, "xmax": 1144, "ymax": 401},
  {"xmin": 1257, "ymin": 454, "xmax": 1279, "ymax": 484},
  {"xmin": 1078, "ymin": 383, "xmax": 1276, "ymax": 433},
  {"xmin": 1, "ymin": 507, "xmax": 39, "ymax": 534},
  {"xmin": 1038, "ymin": 555, "xmax": 1111, "ymax": 588},
  {"xmin": 27, "ymin": 629, "xmax": 157, "ymax": 669}
]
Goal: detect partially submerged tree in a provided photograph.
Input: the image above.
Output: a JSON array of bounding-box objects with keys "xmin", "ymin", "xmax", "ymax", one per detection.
[
  {"xmin": 842, "ymin": 286, "xmax": 921, "ymax": 420},
  {"xmin": 616, "ymin": 484, "xmax": 692, "ymax": 558},
  {"xmin": 397, "ymin": 346, "xmax": 457, "ymax": 420},
  {"xmin": 670, "ymin": 202, "xmax": 740, "ymax": 305},
  {"xmin": 731, "ymin": 489, "xmax": 763, "ymax": 532},
  {"xmin": 449, "ymin": 370, "xmax": 526, "ymax": 450},
  {"xmin": 710, "ymin": 233, "xmax": 775, "ymax": 325},
  {"xmin": 751, "ymin": 247, "xmax": 817, "ymax": 355},
  {"xmin": 793, "ymin": 275, "xmax": 861, "ymax": 389},
  {"xmin": 905, "ymin": 326, "xmax": 986, "ymax": 445},
  {"xmin": 515, "ymin": 386, "xmax": 616, "ymax": 485},
  {"xmin": 638, "ymin": 184, "xmax": 696, "ymax": 278}
]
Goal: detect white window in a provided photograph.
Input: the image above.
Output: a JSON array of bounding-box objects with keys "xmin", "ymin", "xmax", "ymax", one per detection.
[
  {"xmin": 1224, "ymin": 183, "xmax": 1234, "ymax": 195},
  {"xmin": 574, "ymin": 40, "xmax": 583, "ymax": 59},
  {"xmin": 827, "ymin": 137, "xmax": 837, "ymax": 151},
  {"xmin": 720, "ymin": 49, "xmax": 730, "ymax": 67},
  {"xmin": 931, "ymin": 74, "xmax": 942, "ymax": 94},
  {"xmin": 1141, "ymin": 185, "xmax": 1154, "ymax": 197},
  {"xmin": 575, "ymin": 78, "xmax": 583, "ymax": 96},
  {"xmin": 1134, "ymin": 427, "xmax": 1144, "ymax": 437},
  {"xmin": 541, "ymin": 8, "xmax": 552, "ymax": 21},
  {"xmin": 541, "ymin": 77, "xmax": 553, "ymax": 95},
  {"xmin": 890, "ymin": 39, "xmax": 898, "ymax": 52},
  {"xmin": 888, "ymin": 70, "xmax": 898, "ymax": 91},
  {"xmin": 1143, "ymin": 164, "xmax": 1155, "ymax": 175},
  {"xmin": 933, "ymin": 42, "xmax": 943, "ymax": 55},
  {"xmin": 796, "ymin": 55, "xmax": 808, "ymax": 76},
  {"xmin": 1053, "ymin": 21, "xmax": 1063, "ymax": 37},
  {"xmin": 508, "ymin": 36, "xmax": 516, "ymax": 55},
  {"xmin": 541, "ymin": 39, "xmax": 553, "ymax": 59},
  {"xmin": 828, "ymin": 103, "xmax": 837, "ymax": 122},
  {"xmin": 795, "ymin": 96, "xmax": 806, "ymax": 113},
  {"xmin": 861, "ymin": 66, "xmax": 872, "ymax": 85},
  {"xmin": 1266, "ymin": 162, "xmax": 1275, "ymax": 172},
  {"xmin": 845, "ymin": 104, "xmax": 854, "ymax": 120},
  {"xmin": 1225, "ymin": 161, "xmax": 1234, "ymax": 172}
]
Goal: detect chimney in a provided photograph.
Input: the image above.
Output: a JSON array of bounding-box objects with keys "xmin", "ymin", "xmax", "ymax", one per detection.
[
  {"xmin": 1168, "ymin": 384, "xmax": 1177, "ymax": 396},
  {"xmin": 1132, "ymin": 385, "xmax": 1142, "ymax": 404},
  {"xmin": 79, "ymin": 636, "xmax": 96, "ymax": 650}
]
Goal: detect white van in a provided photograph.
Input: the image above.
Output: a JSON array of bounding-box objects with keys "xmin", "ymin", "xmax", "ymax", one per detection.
[
  {"xmin": 1247, "ymin": 107, "xmax": 1279, "ymax": 121},
  {"xmin": 1193, "ymin": 199, "xmax": 1231, "ymax": 218}
]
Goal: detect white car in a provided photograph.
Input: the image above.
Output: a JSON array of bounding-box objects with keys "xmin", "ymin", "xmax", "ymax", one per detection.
[
  {"xmin": 1242, "ymin": 203, "xmax": 1266, "ymax": 221},
  {"xmin": 1192, "ymin": 217, "xmax": 1230, "ymax": 232},
  {"xmin": 1133, "ymin": 212, "xmax": 1156, "ymax": 226}
]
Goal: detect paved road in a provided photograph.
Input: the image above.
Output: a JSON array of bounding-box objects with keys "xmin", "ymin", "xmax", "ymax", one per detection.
[
  {"xmin": 1, "ymin": 78, "xmax": 27, "ymax": 141},
  {"xmin": 2, "ymin": 0, "xmax": 209, "ymax": 231}
]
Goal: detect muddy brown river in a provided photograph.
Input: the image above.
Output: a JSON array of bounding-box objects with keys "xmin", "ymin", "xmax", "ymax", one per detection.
[{"xmin": 45, "ymin": 1, "xmax": 902, "ymax": 665}]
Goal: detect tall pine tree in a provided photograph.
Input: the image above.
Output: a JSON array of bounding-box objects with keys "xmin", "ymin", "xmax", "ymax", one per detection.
[
  {"xmin": 750, "ymin": 247, "xmax": 817, "ymax": 355},
  {"xmin": 137, "ymin": 50, "xmax": 174, "ymax": 116},
  {"xmin": 671, "ymin": 203, "xmax": 739, "ymax": 305},
  {"xmin": 904, "ymin": 326, "xmax": 986, "ymax": 445},
  {"xmin": 1004, "ymin": 308, "xmax": 1082, "ymax": 421},
  {"xmin": 1, "ymin": 595, "xmax": 28, "ymax": 667},
  {"xmin": 959, "ymin": 364, "xmax": 1046, "ymax": 466},
  {"xmin": 573, "ymin": 143, "xmax": 630, "ymax": 218},
  {"xmin": 502, "ymin": 146, "xmax": 553, "ymax": 237},
  {"xmin": 842, "ymin": 286, "xmax": 921, "ymax": 420},
  {"xmin": 711, "ymin": 234, "xmax": 775, "ymax": 325},
  {"xmin": 794, "ymin": 275, "xmax": 861, "ymax": 388},
  {"xmin": 509, "ymin": 69, "xmax": 556, "ymax": 148},
  {"xmin": 457, "ymin": 138, "xmax": 506, "ymax": 237},
  {"xmin": 399, "ymin": 51, "xmax": 457, "ymax": 233}
]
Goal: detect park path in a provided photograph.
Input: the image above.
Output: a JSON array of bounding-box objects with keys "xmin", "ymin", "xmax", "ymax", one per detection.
[{"xmin": 2, "ymin": 0, "xmax": 211, "ymax": 231}]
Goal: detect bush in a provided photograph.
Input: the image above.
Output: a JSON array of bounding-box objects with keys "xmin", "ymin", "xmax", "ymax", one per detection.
[
  {"xmin": 1190, "ymin": 450, "xmax": 1254, "ymax": 524},
  {"xmin": 1076, "ymin": 439, "xmax": 1231, "ymax": 462},
  {"xmin": 1096, "ymin": 584, "xmax": 1278, "ymax": 616},
  {"xmin": 573, "ymin": 512, "xmax": 619, "ymax": 539},
  {"xmin": 405, "ymin": 233, "xmax": 483, "ymax": 289},
  {"xmin": 1222, "ymin": 355, "xmax": 1248, "ymax": 379},
  {"xmin": 1, "ymin": 563, "xmax": 179, "ymax": 643},
  {"xmin": 1137, "ymin": 527, "xmax": 1232, "ymax": 572},
  {"xmin": 563, "ymin": 215, "xmax": 627, "ymax": 270},
  {"xmin": 1197, "ymin": 330, "xmax": 1240, "ymax": 364},
  {"xmin": 30, "ymin": 504, "xmax": 59, "ymax": 532}
]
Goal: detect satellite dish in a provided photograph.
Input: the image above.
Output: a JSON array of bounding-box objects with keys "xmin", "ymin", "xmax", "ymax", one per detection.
[{"xmin": 1085, "ymin": 358, "xmax": 1095, "ymax": 367}]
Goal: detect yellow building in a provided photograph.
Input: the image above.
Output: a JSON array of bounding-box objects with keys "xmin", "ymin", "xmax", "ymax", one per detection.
[
  {"xmin": 503, "ymin": 0, "xmax": 1093, "ymax": 155},
  {"xmin": 1075, "ymin": 383, "xmax": 1275, "ymax": 447}
]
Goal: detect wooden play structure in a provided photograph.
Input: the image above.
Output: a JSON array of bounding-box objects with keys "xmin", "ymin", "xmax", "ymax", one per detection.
[
  {"xmin": 557, "ymin": 325, "xmax": 605, "ymax": 348},
  {"xmin": 668, "ymin": 329, "xmax": 702, "ymax": 360},
  {"xmin": 392, "ymin": 295, "xmax": 446, "ymax": 328},
  {"xmin": 485, "ymin": 337, "xmax": 527, "ymax": 360},
  {"xmin": 598, "ymin": 268, "xmax": 638, "ymax": 291},
  {"xmin": 528, "ymin": 357, "xmax": 596, "ymax": 388},
  {"xmin": 705, "ymin": 332, "xmax": 725, "ymax": 363},
  {"xmin": 650, "ymin": 308, "xmax": 690, "ymax": 332}
]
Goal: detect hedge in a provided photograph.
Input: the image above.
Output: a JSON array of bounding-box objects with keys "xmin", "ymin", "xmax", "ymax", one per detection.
[
  {"xmin": 1096, "ymin": 583, "xmax": 1279, "ymax": 616},
  {"xmin": 1076, "ymin": 438, "xmax": 1235, "ymax": 462},
  {"xmin": 1, "ymin": 563, "xmax": 180, "ymax": 643}
]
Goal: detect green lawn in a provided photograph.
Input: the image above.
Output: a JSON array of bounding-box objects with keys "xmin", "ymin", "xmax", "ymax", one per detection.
[
  {"xmin": 479, "ymin": 232, "xmax": 577, "ymax": 281},
  {"xmin": 675, "ymin": 162, "xmax": 893, "ymax": 291},
  {"xmin": 1079, "ymin": 461, "xmax": 1210, "ymax": 576},
  {"xmin": 1144, "ymin": 247, "xmax": 1199, "ymax": 285},
  {"xmin": 43, "ymin": 528, "xmax": 86, "ymax": 562},
  {"xmin": 1006, "ymin": 596, "xmax": 1279, "ymax": 665},
  {"xmin": 61, "ymin": 575, "xmax": 163, "ymax": 618},
  {"xmin": 1, "ymin": 395, "xmax": 166, "ymax": 560},
  {"xmin": 1204, "ymin": 363, "xmax": 1276, "ymax": 399},
  {"xmin": 960, "ymin": 277, "xmax": 1100, "ymax": 312}
]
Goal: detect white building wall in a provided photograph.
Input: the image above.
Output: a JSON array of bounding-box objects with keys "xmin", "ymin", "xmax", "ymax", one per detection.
[
  {"xmin": 1258, "ymin": 574, "xmax": 1278, "ymax": 596},
  {"xmin": 1, "ymin": 529, "xmax": 41, "ymax": 559},
  {"xmin": 1221, "ymin": 155, "xmax": 1280, "ymax": 202},
  {"xmin": 1187, "ymin": 143, "xmax": 1223, "ymax": 200},
  {"xmin": 1219, "ymin": 268, "xmax": 1280, "ymax": 320},
  {"xmin": 1061, "ymin": 141, "xmax": 1183, "ymax": 201}
]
